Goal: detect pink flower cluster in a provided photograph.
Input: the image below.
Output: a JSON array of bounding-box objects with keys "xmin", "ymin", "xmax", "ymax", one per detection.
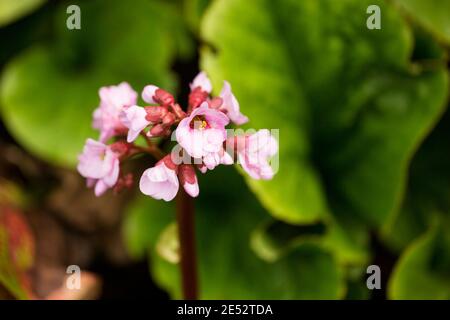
[{"xmin": 77, "ymin": 72, "xmax": 278, "ymax": 200}]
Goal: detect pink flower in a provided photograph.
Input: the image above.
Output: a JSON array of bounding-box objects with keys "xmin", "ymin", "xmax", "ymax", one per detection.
[
  {"xmin": 93, "ymin": 82, "xmax": 138, "ymax": 142},
  {"xmin": 77, "ymin": 139, "xmax": 120, "ymax": 196},
  {"xmin": 219, "ymin": 81, "xmax": 248, "ymax": 125},
  {"xmin": 119, "ymin": 105, "xmax": 151, "ymax": 142},
  {"xmin": 139, "ymin": 156, "xmax": 179, "ymax": 201},
  {"xmin": 176, "ymin": 103, "xmax": 229, "ymax": 165},
  {"xmin": 178, "ymin": 164, "xmax": 199, "ymax": 197},
  {"xmin": 190, "ymin": 72, "xmax": 212, "ymax": 93},
  {"xmin": 234, "ymin": 130, "xmax": 278, "ymax": 180}
]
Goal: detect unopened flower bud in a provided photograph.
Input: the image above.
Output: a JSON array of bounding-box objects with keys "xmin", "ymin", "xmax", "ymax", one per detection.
[
  {"xmin": 188, "ymin": 87, "xmax": 208, "ymax": 109},
  {"xmin": 162, "ymin": 112, "xmax": 176, "ymax": 126},
  {"xmin": 148, "ymin": 124, "xmax": 165, "ymax": 137},
  {"xmin": 113, "ymin": 173, "xmax": 134, "ymax": 194},
  {"xmin": 178, "ymin": 164, "xmax": 199, "ymax": 197},
  {"xmin": 171, "ymin": 103, "xmax": 186, "ymax": 119},
  {"xmin": 155, "ymin": 88, "xmax": 175, "ymax": 106},
  {"xmin": 110, "ymin": 141, "xmax": 131, "ymax": 157},
  {"xmin": 145, "ymin": 106, "xmax": 168, "ymax": 123}
]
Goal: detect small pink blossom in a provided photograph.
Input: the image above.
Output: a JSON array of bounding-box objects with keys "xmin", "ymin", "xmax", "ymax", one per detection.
[
  {"xmin": 234, "ymin": 130, "xmax": 278, "ymax": 180},
  {"xmin": 139, "ymin": 157, "xmax": 179, "ymax": 201},
  {"xmin": 190, "ymin": 72, "xmax": 212, "ymax": 93},
  {"xmin": 93, "ymin": 82, "xmax": 138, "ymax": 142},
  {"xmin": 219, "ymin": 81, "xmax": 248, "ymax": 125},
  {"xmin": 77, "ymin": 139, "xmax": 120, "ymax": 196},
  {"xmin": 119, "ymin": 105, "xmax": 151, "ymax": 142},
  {"xmin": 176, "ymin": 103, "xmax": 229, "ymax": 163}
]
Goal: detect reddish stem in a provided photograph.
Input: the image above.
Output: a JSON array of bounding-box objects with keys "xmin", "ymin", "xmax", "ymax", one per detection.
[{"xmin": 176, "ymin": 189, "xmax": 198, "ymax": 300}]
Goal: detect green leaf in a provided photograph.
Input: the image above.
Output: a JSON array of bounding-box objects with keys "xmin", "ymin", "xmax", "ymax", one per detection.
[
  {"xmin": 0, "ymin": 0, "xmax": 191, "ymax": 167},
  {"xmin": 388, "ymin": 218, "xmax": 450, "ymax": 299},
  {"xmin": 0, "ymin": 0, "xmax": 45, "ymax": 27},
  {"xmin": 200, "ymin": 0, "xmax": 449, "ymax": 227},
  {"xmin": 123, "ymin": 195, "xmax": 174, "ymax": 260},
  {"xmin": 393, "ymin": 0, "xmax": 450, "ymax": 44},
  {"xmin": 183, "ymin": 0, "xmax": 211, "ymax": 33},
  {"xmin": 125, "ymin": 167, "xmax": 345, "ymax": 299},
  {"xmin": 251, "ymin": 218, "xmax": 370, "ymax": 266},
  {"xmin": 382, "ymin": 102, "xmax": 450, "ymax": 252}
]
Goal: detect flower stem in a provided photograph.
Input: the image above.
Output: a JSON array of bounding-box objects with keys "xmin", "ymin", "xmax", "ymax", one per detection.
[{"xmin": 176, "ymin": 189, "xmax": 198, "ymax": 300}]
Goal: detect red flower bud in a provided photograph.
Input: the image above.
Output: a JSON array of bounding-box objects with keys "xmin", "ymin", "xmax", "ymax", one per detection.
[
  {"xmin": 155, "ymin": 88, "xmax": 175, "ymax": 106},
  {"xmin": 110, "ymin": 141, "xmax": 131, "ymax": 157},
  {"xmin": 188, "ymin": 87, "xmax": 208, "ymax": 109},
  {"xmin": 145, "ymin": 106, "xmax": 168, "ymax": 123},
  {"xmin": 113, "ymin": 173, "xmax": 134, "ymax": 194},
  {"xmin": 162, "ymin": 112, "xmax": 176, "ymax": 126},
  {"xmin": 149, "ymin": 124, "xmax": 165, "ymax": 137},
  {"xmin": 178, "ymin": 164, "xmax": 199, "ymax": 197},
  {"xmin": 171, "ymin": 103, "xmax": 186, "ymax": 119},
  {"xmin": 178, "ymin": 164, "xmax": 197, "ymax": 185}
]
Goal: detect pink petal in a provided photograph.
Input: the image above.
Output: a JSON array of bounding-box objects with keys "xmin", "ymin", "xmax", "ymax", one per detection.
[
  {"xmin": 190, "ymin": 72, "xmax": 212, "ymax": 93},
  {"xmin": 94, "ymin": 180, "xmax": 109, "ymax": 197},
  {"xmin": 183, "ymin": 181, "xmax": 199, "ymax": 198},
  {"xmin": 219, "ymin": 81, "xmax": 248, "ymax": 125},
  {"xmin": 119, "ymin": 105, "xmax": 150, "ymax": 142}
]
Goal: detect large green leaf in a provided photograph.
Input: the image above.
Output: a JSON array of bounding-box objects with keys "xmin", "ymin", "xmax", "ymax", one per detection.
[
  {"xmin": 251, "ymin": 217, "xmax": 369, "ymax": 266},
  {"xmin": 0, "ymin": 0, "xmax": 190, "ymax": 167},
  {"xmin": 394, "ymin": 0, "xmax": 450, "ymax": 44},
  {"xmin": 0, "ymin": 0, "xmax": 45, "ymax": 27},
  {"xmin": 124, "ymin": 167, "xmax": 345, "ymax": 299},
  {"xmin": 382, "ymin": 107, "xmax": 450, "ymax": 251},
  {"xmin": 200, "ymin": 0, "xmax": 449, "ymax": 227},
  {"xmin": 388, "ymin": 218, "xmax": 450, "ymax": 299}
]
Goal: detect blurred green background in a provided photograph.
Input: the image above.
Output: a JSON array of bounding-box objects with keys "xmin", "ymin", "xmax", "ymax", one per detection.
[{"xmin": 0, "ymin": 0, "xmax": 450, "ymax": 299}]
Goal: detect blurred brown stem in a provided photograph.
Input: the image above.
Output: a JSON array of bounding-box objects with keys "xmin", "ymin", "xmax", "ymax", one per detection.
[{"xmin": 176, "ymin": 189, "xmax": 198, "ymax": 300}]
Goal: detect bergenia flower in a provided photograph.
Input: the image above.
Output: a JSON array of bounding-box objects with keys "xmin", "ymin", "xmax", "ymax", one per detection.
[
  {"xmin": 219, "ymin": 81, "xmax": 248, "ymax": 125},
  {"xmin": 176, "ymin": 102, "xmax": 229, "ymax": 165},
  {"xmin": 93, "ymin": 82, "xmax": 138, "ymax": 142},
  {"xmin": 139, "ymin": 155, "xmax": 179, "ymax": 201},
  {"xmin": 190, "ymin": 71, "xmax": 212, "ymax": 93},
  {"xmin": 79, "ymin": 71, "xmax": 278, "ymax": 200},
  {"xmin": 233, "ymin": 129, "xmax": 278, "ymax": 180},
  {"xmin": 77, "ymin": 139, "xmax": 120, "ymax": 196},
  {"xmin": 119, "ymin": 105, "xmax": 151, "ymax": 142}
]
